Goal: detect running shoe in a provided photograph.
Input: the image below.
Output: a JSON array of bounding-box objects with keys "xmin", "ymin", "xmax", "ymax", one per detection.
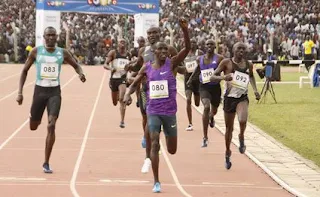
[
  {"xmin": 141, "ymin": 158, "xmax": 151, "ymax": 173},
  {"xmin": 201, "ymin": 138, "xmax": 208, "ymax": 148},
  {"xmin": 225, "ymin": 155, "xmax": 232, "ymax": 170},
  {"xmin": 185, "ymin": 124, "xmax": 193, "ymax": 131},
  {"xmin": 119, "ymin": 121, "xmax": 125, "ymax": 128},
  {"xmin": 152, "ymin": 182, "xmax": 161, "ymax": 193},
  {"xmin": 43, "ymin": 163, "xmax": 53, "ymax": 173},
  {"xmin": 238, "ymin": 134, "xmax": 246, "ymax": 154}
]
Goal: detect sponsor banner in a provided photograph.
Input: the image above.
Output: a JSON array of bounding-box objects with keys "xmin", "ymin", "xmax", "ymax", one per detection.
[{"xmin": 36, "ymin": 0, "xmax": 159, "ymax": 14}]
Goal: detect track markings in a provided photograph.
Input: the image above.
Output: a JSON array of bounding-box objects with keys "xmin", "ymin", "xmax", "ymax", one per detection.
[
  {"xmin": 0, "ymin": 75, "xmax": 77, "ymax": 151},
  {"xmin": 100, "ymin": 179, "xmax": 150, "ymax": 184},
  {"xmin": 0, "ymin": 177, "xmax": 46, "ymax": 181}
]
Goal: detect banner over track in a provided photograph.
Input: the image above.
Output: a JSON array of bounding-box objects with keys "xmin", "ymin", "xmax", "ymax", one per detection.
[
  {"xmin": 35, "ymin": 0, "xmax": 159, "ymax": 46},
  {"xmin": 36, "ymin": 0, "xmax": 159, "ymax": 14}
]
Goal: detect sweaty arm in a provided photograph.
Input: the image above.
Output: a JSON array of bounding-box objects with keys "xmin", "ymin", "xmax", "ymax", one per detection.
[
  {"xmin": 129, "ymin": 47, "xmax": 145, "ymax": 72},
  {"xmin": 171, "ymin": 28, "xmax": 191, "ymax": 70},
  {"xmin": 127, "ymin": 71, "xmax": 138, "ymax": 84},
  {"xmin": 126, "ymin": 65, "xmax": 146, "ymax": 95},
  {"xmin": 168, "ymin": 45, "xmax": 186, "ymax": 74},
  {"xmin": 63, "ymin": 49, "xmax": 84, "ymax": 76},
  {"xmin": 18, "ymin": 48, "xmax": 37, "ymax": 95},
  {"xmin": 103, "ymin": 50, "xmax": 115, "ymax": 70},
  {"xmin": 248, "ymin": 62, "xmax": 258, "ymax": 93},
  {"xmin": 210, "ymin": 59, "xmax": 230, "ymax": 82}
]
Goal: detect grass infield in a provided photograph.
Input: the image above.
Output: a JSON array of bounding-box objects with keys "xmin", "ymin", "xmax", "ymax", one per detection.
[
  {"xmin": 248, "ymin": 69, "xmax": 320, "ymax": 167},
  {"xmin": 178, "ymin": 66, "xmax": 320, "ymax": 167}
]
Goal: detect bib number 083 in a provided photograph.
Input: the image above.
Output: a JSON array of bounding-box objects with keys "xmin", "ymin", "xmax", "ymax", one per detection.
[{"xmin": 43, "ymin": 66, "xmax": 55, "ymax": 73}]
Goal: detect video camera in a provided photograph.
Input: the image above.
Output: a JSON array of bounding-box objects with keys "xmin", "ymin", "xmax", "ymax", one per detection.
[{"xmin": 256, "ymin": 61, "xmax": 275, "ymax": 79}]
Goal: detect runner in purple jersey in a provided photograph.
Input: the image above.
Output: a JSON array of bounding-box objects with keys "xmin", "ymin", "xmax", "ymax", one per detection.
[
  {"xmin": 124, "ymin": 17, "xmax": 190, "ymax": 193},
  {"xmin": 187, "ymin": 39, "xmax": 224, "ymax": 147}
]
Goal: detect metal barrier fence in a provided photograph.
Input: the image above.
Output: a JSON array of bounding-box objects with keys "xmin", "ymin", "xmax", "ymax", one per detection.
[{"xmin": 250, "ymin": 60, "xmax": 320, "ymax": 64}]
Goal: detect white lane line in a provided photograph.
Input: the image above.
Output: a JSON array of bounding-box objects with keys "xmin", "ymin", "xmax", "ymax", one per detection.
[
  {"xmin": 0, "ymin": 80, "xmax": 35, "ymax": 102},
  {"xmin": 160, "ymin": 140, "xmax": 193, "ymax": 197},
  {"xmin": 0, "ymin": 181, "xmax": 282, "ymax": 190},
  {"xmin": 202, "ymin": 182, "xmax": 254, "ymax": 186},
  {"xmin": 12, "ymin": 137, "xmax": 142, "ymax": 140},
  {"xmin": 0, "ymin": 75, "xmax": 77, "ymax": 151},
  {"xmin": 99, "ymin": 179, "xmax": 150, "ymax": 184},
  {"xmin": 0, "ymin": 73, "xmax": 20, "ymax": 82},
  {"xmin": 70, "ymin": 71, "xmax": 106, "ymax": 197},
  {"xmin": 0, "ymin": 177, "xmax": 46, "ymax": 181}
]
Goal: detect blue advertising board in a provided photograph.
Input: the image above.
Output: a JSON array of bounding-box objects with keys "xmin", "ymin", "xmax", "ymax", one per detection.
[{"xmin": 36, "ymin": 0, "xmax": 159, "ymax": 14}]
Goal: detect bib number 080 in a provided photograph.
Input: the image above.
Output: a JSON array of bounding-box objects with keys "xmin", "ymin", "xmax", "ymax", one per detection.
[{"xmin": 152, "ymin": 84, "xmax": 165, "ymax": 91}]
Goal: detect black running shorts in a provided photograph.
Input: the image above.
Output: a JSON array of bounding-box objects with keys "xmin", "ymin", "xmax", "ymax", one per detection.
[
  {"xmin": 139, "ymin": 84, "xmax": 147, "ymax": 115},
  {"xmin": 199, "ymin": 83, "xmax": 221, "ymax": 108},
  {"xmin": 109, "ymin": 78, "xmax": 127, "ymax": 92},
  {"xmin": 184, "ymin": 73, "xmax": 200, "ymax": 95},
  {"xmin": 30, "ymin": 85, "xmax": 61, "ymax": 122},
  {"xmin": 223, "ymin": 94, "xmax": 249, "ymax": 113}
]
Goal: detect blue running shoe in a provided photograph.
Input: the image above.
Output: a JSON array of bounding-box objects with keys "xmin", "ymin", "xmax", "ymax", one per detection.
[
  {"xmin": 152, "ymin": 182, "xmax": 161, "ymax": 193},
  {"xmin": 238, "ymin": 135, "xmax": 246, "ymax": 154},
  {"xmin": 141, "ymin": 137, "xmax": 146, "ymax": 148},
  {"xmin": 225, "ymin": 156, "xmax": 232, "ymax": 170},
  {"xmin": 43, "ymin": 163, "xmax": 53, "ymax": 173}
]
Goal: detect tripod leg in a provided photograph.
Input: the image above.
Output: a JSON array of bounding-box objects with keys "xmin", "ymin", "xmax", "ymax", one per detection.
[
  {"xmin": 258, "ymin": 79, "xmax": 268, "ymax": 103},
  {"xmin": 269, "ymin": 81, "xmax": 277, "ymax": 103},
  {"xmin": 262, "ymin": 80, "xmax": 270, "ymax": 103}
]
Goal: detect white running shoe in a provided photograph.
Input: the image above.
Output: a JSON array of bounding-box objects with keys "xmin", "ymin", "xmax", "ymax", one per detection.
[
  {"xmin": 141, "ymin": 158, "xmax": 151, "ymax": 173},
  {"xmin": 185, "ymin": 124, "xmax": 193, "ymax": 131}
]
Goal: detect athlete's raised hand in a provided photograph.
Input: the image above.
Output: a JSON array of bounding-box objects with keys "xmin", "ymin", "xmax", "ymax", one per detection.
[{"xmin": 178, "ymin": 17, "xmax": 188, "ymax": 31}]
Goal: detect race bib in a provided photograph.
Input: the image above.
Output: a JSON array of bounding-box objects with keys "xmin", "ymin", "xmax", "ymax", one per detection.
[
  {"xmin": 231, "ymin": 71, "xmax": 250, "ymax": 90},
  {"xmin": 149, "ymin": 80, "xmax": 169, "ymax": 99},
  {"xmin": 115, "ymin": 58, "xmax": 129, "ymax": 71},
  {"xmin": 185, "ymin": 60, "xmax": 197, "ymax": 73},
  {"xmin": 201, "ymin": 68, "xmax": 214, "ymax": 84},
  {"xmin": 40, "ymin": 63, "xmax": 58, "ymax": 79}
]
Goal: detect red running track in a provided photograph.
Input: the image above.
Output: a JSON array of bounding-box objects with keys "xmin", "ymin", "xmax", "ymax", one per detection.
[{"xmin": 0, "ymin": 64, "xmax": 293, "ymax": 197}]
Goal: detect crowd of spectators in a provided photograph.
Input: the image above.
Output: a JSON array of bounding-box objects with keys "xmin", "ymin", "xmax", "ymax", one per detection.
[{"xmin": 1, "ymin": 0, "xmax": 319, "ymax": 64}]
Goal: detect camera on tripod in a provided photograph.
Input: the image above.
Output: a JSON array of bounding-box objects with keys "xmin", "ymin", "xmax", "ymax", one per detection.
[
  {"xmin": 256, "ymin": 48, "xmax": 281, "ymax": 81},
  {"xmin": 256, "ymin": 61, "xmax": 275, "ymax": 79}
]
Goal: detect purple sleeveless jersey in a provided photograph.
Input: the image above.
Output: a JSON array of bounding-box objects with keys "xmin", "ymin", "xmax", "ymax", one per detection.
[
  {"xmin": 146, "ymin": 58, "xmax": 177, "ymax": 115},
  {"xmin": 199, "ymin": 54, "xmax": 219, "ymax": 85}
]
